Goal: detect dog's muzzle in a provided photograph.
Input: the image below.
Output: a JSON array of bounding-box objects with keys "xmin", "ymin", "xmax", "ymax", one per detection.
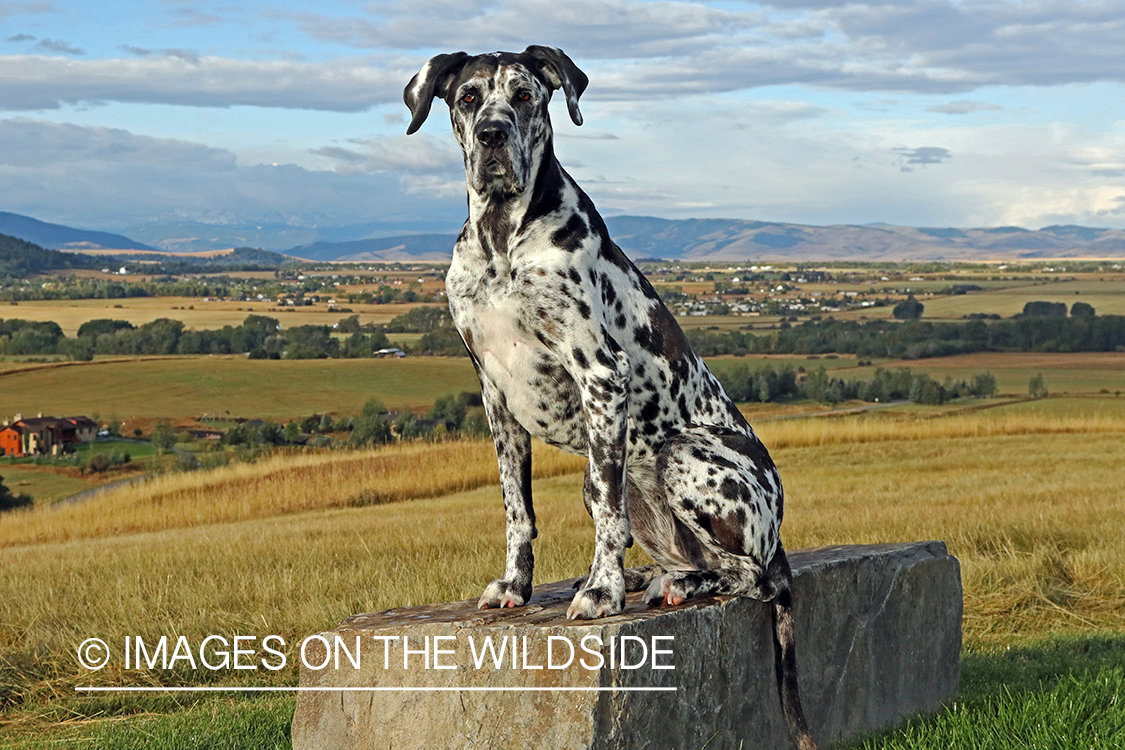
[{"xmin": 470, "ymin": 118, "xmax": 525, "ymax": 193}]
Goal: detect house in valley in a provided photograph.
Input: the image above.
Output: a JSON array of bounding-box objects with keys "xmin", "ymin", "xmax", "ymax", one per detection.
[{"xmin": 0, "ymin": 414, "xmax": 99, "ymax": 457}]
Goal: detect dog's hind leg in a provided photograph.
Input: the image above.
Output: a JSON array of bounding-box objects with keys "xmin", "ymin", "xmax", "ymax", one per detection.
[
  {"xmin": 643, "ymin": 424, "xmax": 784, "ymax": 605},
  {"xmin": 649, "ymin": 424, "xmax": 818, "ymax": 750}
]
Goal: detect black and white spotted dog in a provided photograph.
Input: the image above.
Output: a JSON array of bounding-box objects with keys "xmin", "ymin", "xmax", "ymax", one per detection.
[{"xmin": 405, "ymin": 46, "xmax": 816, "ymax": 750}]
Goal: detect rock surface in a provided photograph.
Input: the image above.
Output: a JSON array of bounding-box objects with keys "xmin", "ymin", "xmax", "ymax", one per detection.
[{"xmin": 292, "ymin": 541, "xmax": 962, "ymax": 750}]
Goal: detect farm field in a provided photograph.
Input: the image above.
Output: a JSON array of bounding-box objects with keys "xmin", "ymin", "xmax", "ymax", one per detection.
[
  {"xmin": 4, "ymin": 298, "xmax": 447, "ymax": 335},
  {"xmin": 3, "ymin": 351, "xmax": 1122, "ymax": 426},
  {"xmin": 0, "ymin": 355, "xmax": 480, "ymax": 420},
  {"xmin": 919, "ymin": 279, "xmax": 1125, "ymax": 319},
  {"xmin": 0, "ymin": 466, "xmax": 92, "ymax": 504},
  {"xmin": 0, "ymin": 400, "xmax": 1122, "ymax": 747},
  {"xmin": 886, "ymin": 351, "xmax": 1125, "ymax": 395}
]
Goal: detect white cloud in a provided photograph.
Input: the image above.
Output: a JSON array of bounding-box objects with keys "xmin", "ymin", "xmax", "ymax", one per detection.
[
  {"xmin": 0, "ymin": 54, "xmax": 405, "ymax": 112},
  {"xmin": 0, "ymin": 118, "xmax": 464, "ymax": 229},
  {"xmin": 290, "ymin": 0, "xmax": 752, "ymax": 60},
  {"xmin": 313, "ymin": 135, "xmax": 463, "ymax": 176}
]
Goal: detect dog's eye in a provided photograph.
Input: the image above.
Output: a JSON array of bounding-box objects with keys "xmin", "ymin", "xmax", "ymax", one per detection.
[
  {"xmin": 517, "ymin": 91, "xmax": 532, "ymax": 102},
  {"xmin": 461, "ymin": 93, "xmax": 476, "ymax": 104}
]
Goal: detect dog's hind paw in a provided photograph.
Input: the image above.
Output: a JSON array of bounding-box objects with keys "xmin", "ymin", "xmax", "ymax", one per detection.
[
  {"xmin": 566, "ymin": 586, "xmax": 624, "ymax": 620},
  {"xmin": 642, "ymin": 572, "xmax": 696, "ymax": 607},
  {"xmin": 477, "ymin": 579, "xmax": 529, "ymax": 610}
]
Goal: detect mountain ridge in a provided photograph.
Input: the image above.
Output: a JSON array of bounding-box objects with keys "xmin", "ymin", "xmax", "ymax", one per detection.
[
  {"xmin": 3, "ymin": 210, "xmax": 1125, "ymax": 262},
  {"xmin": 0, "ymin": 212, "xmax": 158, "ymax": 252}
]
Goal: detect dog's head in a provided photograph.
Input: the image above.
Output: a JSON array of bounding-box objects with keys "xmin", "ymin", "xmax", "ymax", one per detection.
[{"xmin": 404, "ymin": 46, "xmax": 587, "ymax": 198}]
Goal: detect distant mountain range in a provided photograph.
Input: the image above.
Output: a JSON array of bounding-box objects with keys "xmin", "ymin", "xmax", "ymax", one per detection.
[
  {"xmin": 287, "ymin": 234, "xmax": 462, "ymax": 262},
  {"xmin": 4, "ymin": 210, "xmax": 1125, "ymax": 263},
  {"xmin": 602, "ymin": 216, "xmax": 1125, "ymax": 262},
  {"xmin": 0, "ymin": 212, "xmax": 158, "ymax": 252}
]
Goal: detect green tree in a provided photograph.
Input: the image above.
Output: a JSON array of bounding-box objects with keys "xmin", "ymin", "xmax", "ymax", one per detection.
[
  {"xmin": 892, "ymin": 296, "xmax": 924, "ymax": 320},
  {"xmin": 1070, "ymin": 301, "xmax": 1096, "ymax": 318},
  {"xmin": 429, "ymin": 394, "xmax": 468, "ymax": 431},
  {"xmin": 151, "ymin": 422, "xmax": 177, "ymax": 452},
  {"xmin": 1029, "ymin": 372, "xmax": 1048, "ymax": 398},
  {"xmin": 969, "ymin": 372, "xmax": 997, "ymax": 398},
  {"xmin": 350, "ymin": 399, "xmax": 392, "ymax": 446},
  {"xmin": 88, "ymin": 453, "xmax": 112, "ymax": 473},
  {"xmin": 461, "ymin": 411, "xmax": 491, "ymax": 439},
  {"xmin": 1022, "ymin": 301, "xmax": 1067, "ymax": 317}
]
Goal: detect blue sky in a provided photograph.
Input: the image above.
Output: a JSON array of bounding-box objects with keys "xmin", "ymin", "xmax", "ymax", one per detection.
[{"xmin": 1, "ymin": 0, "xmax": 1124, "ymax": 234}]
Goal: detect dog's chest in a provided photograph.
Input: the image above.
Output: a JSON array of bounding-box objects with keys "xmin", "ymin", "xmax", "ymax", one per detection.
[
  {"xmin": 470, "ymin": 295, "xmax": 542, "ymax": 387},
  {"xmin": 449, "ymin": 266, "xmax": 585, "ymax": 447}
]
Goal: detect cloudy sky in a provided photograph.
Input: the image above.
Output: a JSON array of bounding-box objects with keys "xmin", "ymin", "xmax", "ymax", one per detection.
[{"xmin": 2, "ymin": 0, "xmax": 1124, "ymax": 235}]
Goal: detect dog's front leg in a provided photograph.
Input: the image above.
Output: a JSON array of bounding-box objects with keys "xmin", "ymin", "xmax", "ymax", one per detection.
[
  {"xmin": 567, "ymin": 345, "xmax": 630, "ymax": 620},
  {"xmin": 477, "ymin": 380, "xmax": 536, "ymax": 610}
]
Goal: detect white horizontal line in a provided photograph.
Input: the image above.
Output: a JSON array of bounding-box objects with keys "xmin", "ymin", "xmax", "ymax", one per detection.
[{"xmin": 76, "ymin": 686, "xmax": 677, "ymax": 693}]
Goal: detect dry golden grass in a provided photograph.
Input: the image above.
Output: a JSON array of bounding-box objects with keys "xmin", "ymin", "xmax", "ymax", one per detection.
[
  {"xmin": 0, "ymin": 407, "xmax": 1122, "ymax": 707},
  {"xmin": 0, "ymin": 440, "xmax": 585, "ymax": 548},
  {"xmin": 8, "ymin": 298, "xmax": 448, "ymax": 335},
  {"xmin": 775, "ymin": 431, "xmax": 1125, "ymax": 644},
  {"xmin": 755, "ymin": 408, "xmax": 1125, "ymax": 449}
]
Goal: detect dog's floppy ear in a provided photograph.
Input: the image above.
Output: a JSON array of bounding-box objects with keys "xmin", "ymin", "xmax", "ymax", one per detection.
[
  {"xmin": 404, "ymin": 52, "xmax": 471, "ymax": 135},
  {"xmin": 522, "ymin": 45, "xmax": 589, "ymax": 126}
]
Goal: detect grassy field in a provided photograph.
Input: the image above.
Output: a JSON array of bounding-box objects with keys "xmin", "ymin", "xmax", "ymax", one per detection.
[
  {"xmin": 0, "ymin": 353, "xmax": 879, "ymax": 424},
  {"xmin": 0, "ymin": 467, "xmax": 92, "ymax": 504},
  {"xmin": 885, "ymin": 351, "xmax": 1125, "ymax": 395},
  {"xmin": 0, "ymin": 356, "xmax": 479, "ymax": 420},
  {"xmin": 1, "ymin": 400, "xmax": 1122, "ymax": 747},
  {"xmin": 5, "ymin": 298, "xmax": 447, "ymax": 336},
  {"xmin": 919, "ymin": 280, "xmax": 1125, "ymax": 319}
]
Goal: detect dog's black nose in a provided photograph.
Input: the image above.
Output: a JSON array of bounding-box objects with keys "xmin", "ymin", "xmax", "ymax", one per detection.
[{"xmin": 475, "ymin": 120, "xmax": 510, "ymax": 148}]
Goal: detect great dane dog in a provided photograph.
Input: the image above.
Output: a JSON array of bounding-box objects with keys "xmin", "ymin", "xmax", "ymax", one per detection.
[{"xmin": 405, "ymin": 46, "xmax": 816, "ymax": 749}]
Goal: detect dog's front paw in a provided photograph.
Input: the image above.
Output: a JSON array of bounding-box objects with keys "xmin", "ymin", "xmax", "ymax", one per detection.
[
  {"xmin": 642, "ymin": 572, "xmax": 696, "ymax": 607},
  {"xmin": 478, "ymin": 579, "xmax": 530, "ymax": 610},
  {"xmin": 566, "ymin": 585, "xmax": 624, "ymax": 620}
]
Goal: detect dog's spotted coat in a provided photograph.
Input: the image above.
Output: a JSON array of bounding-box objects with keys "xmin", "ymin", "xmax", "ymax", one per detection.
[{"xmin": 405, "ymin": 46, "xmax": 816, "ymax": 749}]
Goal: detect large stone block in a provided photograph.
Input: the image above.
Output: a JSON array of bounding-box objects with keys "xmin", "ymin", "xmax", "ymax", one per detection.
[{"xmin": 292, "ymin": 541, "xmax": 961, "ymax": 750}]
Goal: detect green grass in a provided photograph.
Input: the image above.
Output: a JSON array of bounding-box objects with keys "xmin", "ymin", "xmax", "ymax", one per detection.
[
  {"xmin": 920, "ymin": 280, "xmax": 1125, "ymax": 319},
  {"xmin": 0, "ymin": 356, "xmax": 480, "ymax": 420},
  {"xmin": 74, "ymin": 440, "xmax": 158, "ymax": 461},
  {"xmin": 844, "ymin": 634, "xmax": 1125, "ymax": 750},
  {"xmin": 0, "ymin": 467, "xmax": 90, "ymax": 504},
  {"xmin": 0, "ymin": 694, "xmax": 294, "ymax": 750},
  {"xmin": 885, "ymin": 352, "xmax": 1125, "ymax": 395},
  {"xmin": 987, "ymin": 395, "xmax": 1125, "ymax": 418}
]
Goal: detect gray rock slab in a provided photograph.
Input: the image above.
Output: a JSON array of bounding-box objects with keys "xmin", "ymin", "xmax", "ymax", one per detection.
[{"xmin": 292, "ymin": 541, "xmax": 962, "ymax": 750}]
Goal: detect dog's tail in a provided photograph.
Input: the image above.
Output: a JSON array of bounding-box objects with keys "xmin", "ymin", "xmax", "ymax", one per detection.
[{"xmin": 769, "ymin": 549, "xmax": 818, "ymax": 750}]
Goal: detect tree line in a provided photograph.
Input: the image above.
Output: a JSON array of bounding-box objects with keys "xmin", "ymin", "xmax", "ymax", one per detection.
[
  {"xmin": 687, "ymin": 305, "xmax": 1124, "ymax": 359},
  {"xmin": 716, "ymin": 363, "xmax": 999, "ymax": 406},
  {"xmin": 0, "ymin": 309, "xmax": 467, "ymax": 359},
  {"xmin": 4, "ymin": 301, "xmax": 1122, "ymax": 363}
]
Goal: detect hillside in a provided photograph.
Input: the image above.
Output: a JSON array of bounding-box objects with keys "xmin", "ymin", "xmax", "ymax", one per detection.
[
  {"xmin": 603, "ymin": 217, "xmax": 1125, "ymax": 262},
  {"xmin": 286, "ymin": 234, "xmax": 461, "ymax": 262},
  {"xmin": 0, "ymin": 211, "xmax": 156, "ymax": 252},
  {"xmin": 6, "ymin": 209, "xmax": 1125, "ymax": 262},
  {"xmin": 284, "ymin": 218, "xmax": 1125, "ymax": 262},
  {"xmin": 0, "ymin": 233, "xmax": 103, "ymax": 276}
]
